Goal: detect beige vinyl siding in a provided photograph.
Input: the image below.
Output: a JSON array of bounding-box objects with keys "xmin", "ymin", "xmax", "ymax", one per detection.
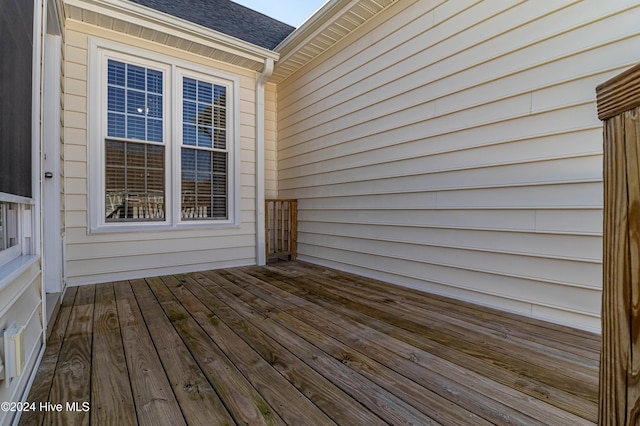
[
  {"xmin": 63, "ymin": 20, "xmax": 261, "ymax": 285},
  {"xmin": 0, "ymin": 262, "xmax": 43, "ymax": 425},
  {"xmin": 276, "ymin": 0, "xmax": 640, "ymax": 330}
]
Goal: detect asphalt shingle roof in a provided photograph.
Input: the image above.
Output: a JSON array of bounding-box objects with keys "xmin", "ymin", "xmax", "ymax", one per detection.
[{"xmin": 127, "ymin": 0, "xmax": 295, "ymax": 50}]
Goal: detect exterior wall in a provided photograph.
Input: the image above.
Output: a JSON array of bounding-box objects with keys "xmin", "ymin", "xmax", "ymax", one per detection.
[
  {"xmin": 63, "ymin": 20, "xmax": 263, "ymax": 285},
  {"xmin": 276, "ymin": 0, "xmax": 640, "ymax": 331}
]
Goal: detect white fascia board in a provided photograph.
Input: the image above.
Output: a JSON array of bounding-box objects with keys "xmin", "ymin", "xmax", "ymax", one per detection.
[
  {"xmin": 64, "ymin": 0, "xmax": 279, "ymax": 63},
  {"xmin": 274, "ymin": 0, "xmax": 358, "ymax": 57}
]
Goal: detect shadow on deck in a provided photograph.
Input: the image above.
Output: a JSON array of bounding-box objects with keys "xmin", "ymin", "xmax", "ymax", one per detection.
[{"xmin": 21, "ymin": 261, "xmax": 599, "ymax": 425}]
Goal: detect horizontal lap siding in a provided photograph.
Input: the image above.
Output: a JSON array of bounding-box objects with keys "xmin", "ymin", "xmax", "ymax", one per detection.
[
  {"xmin": 276, "ymin": 0, "xmax": 640, "ymax": 331},
  {"xmin": 63, "ymin": 21, "xmax": 260, "ymax": 285}
]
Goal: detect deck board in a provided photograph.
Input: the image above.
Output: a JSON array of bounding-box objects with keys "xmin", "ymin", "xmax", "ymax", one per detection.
[
  {"xmin": 91, "ymin": 283, "xmax": 136, "ymax": 425},
  {"xmin": 21, "ymin": 261, "xmax": 599, "ymax": 425}
]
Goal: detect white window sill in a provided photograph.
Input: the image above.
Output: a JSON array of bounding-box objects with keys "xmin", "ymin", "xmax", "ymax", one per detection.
[
  {"xmin": 89, "ymin": 220, "xmax": 241, "ymax": 234},
  {"xmin": 0, "ymin": 255, "xmax": 39, "ymax": 292}
]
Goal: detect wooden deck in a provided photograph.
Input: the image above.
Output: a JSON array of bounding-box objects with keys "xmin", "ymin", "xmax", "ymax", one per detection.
[{"xmin": 21, "ymin": 261, "xmax": 600, "ymax": 425}]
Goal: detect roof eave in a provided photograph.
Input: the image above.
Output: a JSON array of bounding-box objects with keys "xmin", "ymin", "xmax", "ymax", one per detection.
[
  {"xmin": 272, "ymin": 0, "xmax": 397, "ymax": 84},
  {"xmin": 64, "ymin": 0, "xmax": 279, "ymax": 70}
]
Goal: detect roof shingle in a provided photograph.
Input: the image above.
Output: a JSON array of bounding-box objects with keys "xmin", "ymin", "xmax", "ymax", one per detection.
[{"xmin": 127, "ymin": 0, "xmax": 295, "ymax": 50}]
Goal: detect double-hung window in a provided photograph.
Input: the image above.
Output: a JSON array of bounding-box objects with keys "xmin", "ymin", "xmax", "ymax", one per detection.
[
  {"xmin": 93, "ymin": 46, "xmax": 237, "ymax": 231},
  {"xmin": 180, "ymin": 76, "xmax": 228, "ymax": 220}
]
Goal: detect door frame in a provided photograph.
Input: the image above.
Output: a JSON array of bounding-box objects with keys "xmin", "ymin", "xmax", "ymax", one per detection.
[{"xmin": 42, "ymin": 0, "xmax": 63, "ymax": 296}]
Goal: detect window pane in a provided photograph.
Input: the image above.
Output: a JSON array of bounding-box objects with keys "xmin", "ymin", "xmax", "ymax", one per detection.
[
  {"xmin": 213, "ymin": 129, "xmax": 226, "ymax": 150},
  {"xmin": 127, "ymin": 116, "xmax": 146, "ymax": 140},
  {"xmin": 105, "ymin": 140, "xmax": 165, "ymax": 222},
  {"xmin": 214, "ymin": 85, "xmax": 226, "ymax": 108},
  {"xmin": 183, "ymin": 101, "xmax": 196, "ymax": 124},
  {"xmin": 184, "ymin": 78, "xmax": 197, "ymax": 101},
  {"xmin": 108, "ymin": 60, "xmax": 126, "ymax": 86},
  {"xmin": 198, "ymin": 126, "xmax": 213, "ymax": 148},
  {"xmin": 107, "ymin": 113, "xmax": 126, "ymax": 138},
  {"xmin": 147, "ymin": 93, "xmax": 162, "ymax": 118},
  {"xmin": 107, "ymin": 59, "xmax": 163, "ymax": 143},
  {"xmin": 147, "ymin": 69, "xmax": 163, "ymax": 94},
  {"xmin": 198, "ymin": 81, "xmax": 212, "ymax": 104},
  {"xmin": 126, "ymin": 143, "xmax": 145, "ymax": 168},
  {"xmin": 183, "ymin": 124, "xmax": 196, "ymax": 146},
  {"xmin": 108, "ymin": 86, "xmax": 125, "ymax": 113},
  {"xmin": 196, "ymin": 150, "xmax": 211, "ymax": 173},
  {"xmin": 127, "ymin": 64, "xmax": 146, "ymax": 90},
  {"xmin": 127, "ymin": 90, "xmax": 146, "ymax": 115},
  {"xmin": 213, "ymin": 108, "xmax": 225, "ymax": 128},
  {"xmin": 181, "ymin": 147, "xmax": 227, "ymax": 220},
  {"xmin": 147, "ymin": 144, "xmax": 164, "ymax": 169},
  {"xmin": 148, "ymin": 119, "xmax": 163, "ymax": 143}
]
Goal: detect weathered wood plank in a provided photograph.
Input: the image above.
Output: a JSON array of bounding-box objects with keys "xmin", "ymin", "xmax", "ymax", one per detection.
[
  {"xmin": 288, "ymin": 276, "xmax": 598, "ymax": 421},
  {"xmin": 26, "ymin": 262, "xmax": 599, "ymax": 426},
  {"xmin": 159, "ymin": 274, "xmax": 336, "ymax": 426},
  {"xmin": 599, "ymin": 107, "xmax": 640, "ymax": 426},
  {"xmin": 91, "ymin": 283, "xmax": 137, "ymax": 425},
  {"xmin": 303, "ymin": 267, "xmax": 598, "ymax": 382},
  {"xmin": 261, "ymin": 263, "xmax": 599, "ymax": 402},
  {"xmin": 596, "ymin": 62, "xmax": 640, "ymax": 120},
  {"xmin": 19, "ymin": 287, "xmax": 77, "ymax": 426},
  {"xmin": 223, "ymin": 267, "xmax": 589, "ymax": 426},
  {"xmin": 147, "ymin": 276, "xmax": 286, "ymax": 426},
  {"xmin": 45, "ymin": 285, "xmax": 94, "ymax": 426},
  {"xmin": 113, "ymin": 280, "xmax": 186, "ymax": 426},
  {"xmin": 179, "ymin": 273, "xmax": 387, "ymax": 426},
  {"xmin": 195, "ymin": 270, "xmax": 441, "ymax": 425},
  {"xmin": 131, "ymin": 277, "xmax": 236, "ymax": 426},
  {"xmin": 281, "ymin": 261, "xmax": 600, "ymax": 354},
  {"xmin": 246, "ymin": 264, "xmax": 598, "ymax": 423}
]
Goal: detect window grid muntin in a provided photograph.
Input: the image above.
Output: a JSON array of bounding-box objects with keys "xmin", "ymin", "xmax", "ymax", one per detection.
[
  {"xmin": 96, "ymin": 47, "xmax": 236, "ymax": 229},
  {"xmin": 181, "ymin": 76, "xmax": 229, "ymax": 221},
  {"xmin": 105, "ymin": 140, "xmax": 165, "ymax": 222},
  {"xmin": 107, "ymin": 59, "xmax": 164, "ymax": 143}
]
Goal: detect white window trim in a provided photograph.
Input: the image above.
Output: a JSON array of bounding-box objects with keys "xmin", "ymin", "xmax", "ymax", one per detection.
[
  {"xmin": 88, "ymin": 38, "xmax": 241, "ymax": 233},
  {"xmin": 0, "ymin": 201, "xmax": 36, "ymax": 288}
]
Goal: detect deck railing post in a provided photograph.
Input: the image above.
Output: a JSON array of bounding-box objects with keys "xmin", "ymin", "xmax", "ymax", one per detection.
[{"xmin": 596, "ymin": 63, "xmax": 640, "ymax": 426}]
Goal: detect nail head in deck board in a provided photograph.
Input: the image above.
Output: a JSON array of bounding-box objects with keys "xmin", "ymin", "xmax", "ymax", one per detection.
[
  {"xmin": 45, "ymin": 285, "xmax": 94, "ymax": 426},
  {"xmin": 91, "ymin": 283, "xmax": 137, "ymax": 426},
  {"xmin": 196, "ymin": 270, "xmax": 441, "ymax": 425},
  {"xmin": 147, "ymin": 276, "xmax": 286, "ymax": 426},
  {"xmin": 182, "ymin": 272, "xmax": 388, "ymax": 426},
  {"xmin": 113, "ymin": 281, "xmax": 187, "ymax": 426},
  {"xmin": 158, "ymin": 275, "xmax": 338, "ymax": 426},
  {"xmin": 132, "ymin": 277, "xmax": 236, "ymax": 425}
]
